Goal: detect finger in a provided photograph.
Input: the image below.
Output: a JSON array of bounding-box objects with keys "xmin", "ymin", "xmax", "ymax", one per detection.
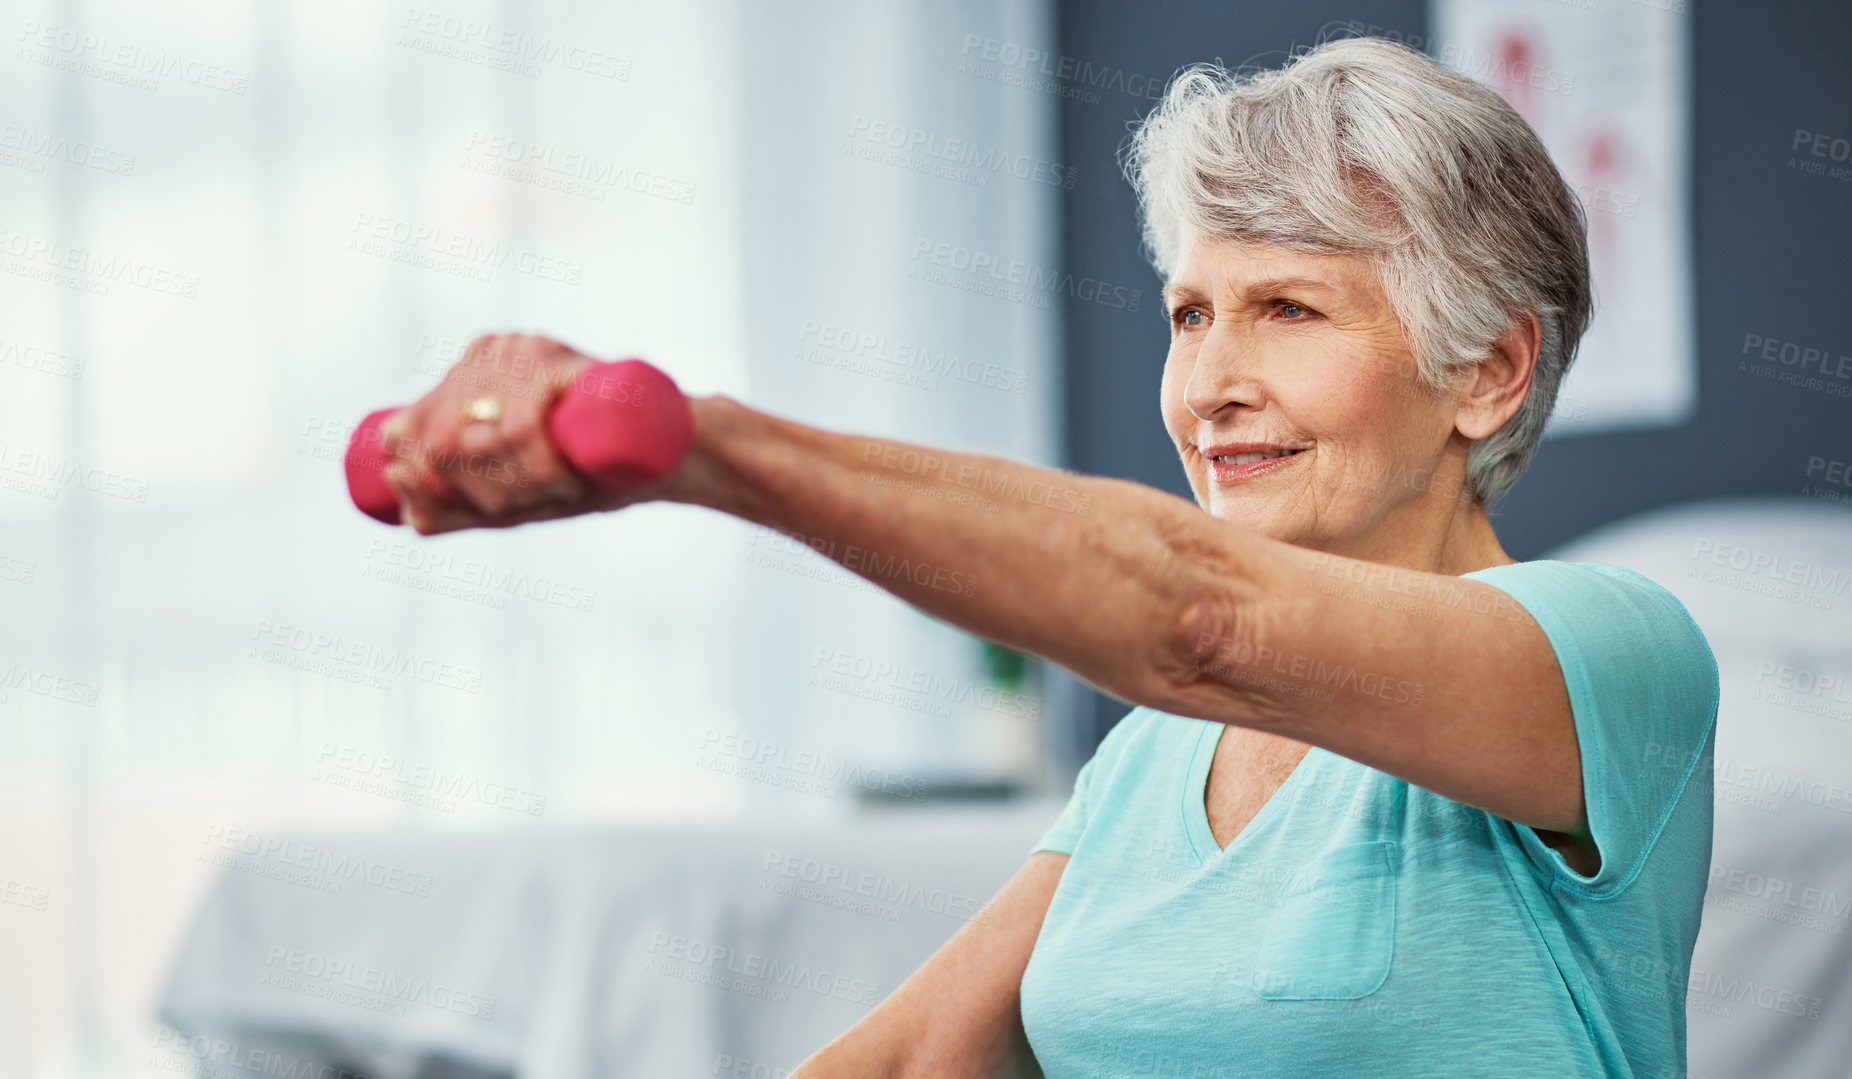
[
  {"xmin": 418, "ymin": 336, "xmax": 528, "ymax": 516},
  {"xmin": 378, "ymin": 400, "xmax": 460, "ymax": 504},
  {"xmin": 379, "ymin": 407, "xmax": 423, "ymax": 469},
  {"xmin": 497, "ymin": 386, "xmax": 589, "ymax": 503},
  {"xmin": 380, "ymin": 433, "xmax": 459, "ymax": 504},
  {"xmin": 384, "ymin": 461, "xmax": 478, "ymax": 536},
  {"xmin": 432, "ymin": 410, "xmax": 538, "ymax": 517},
  {"xmin": 454, "ymin": 418, "xmax": 502, "ymax": 459},
  {"xmin": 387, "ymin": 333, "xmax": 606, "ymax": 526},
  {"xmin": 436, "ymin": 349, "xmax": 592, "ymax": 516}
]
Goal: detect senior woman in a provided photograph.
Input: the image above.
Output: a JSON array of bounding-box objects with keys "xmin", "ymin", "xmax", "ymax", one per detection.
[{"xmin": 374, "ymin": 36, "xmax": 1718, "ymax": 1079}]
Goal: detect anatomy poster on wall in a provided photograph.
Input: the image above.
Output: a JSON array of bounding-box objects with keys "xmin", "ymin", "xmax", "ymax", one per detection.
[{"xmin": 1427, "ymin": 0, "xmax": 1694, "ymax": 437}]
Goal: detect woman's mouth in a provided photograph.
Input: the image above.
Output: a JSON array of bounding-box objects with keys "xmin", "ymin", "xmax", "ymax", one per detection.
[{"xmin": 1203, "ymin": 445, "xmax": 1308, "ymax": 483}]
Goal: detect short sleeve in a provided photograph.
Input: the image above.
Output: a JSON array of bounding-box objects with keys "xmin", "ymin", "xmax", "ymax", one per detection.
[
  {"xmin": 1028, "ymin": 708, "xmax": 1142, "ymax": 858},
  {"xmin": 1029, "ymin": 754, "xmax": 1098, "ymax": 857},
  {"xmin": 1463, "ymin": 560, "xmax": 1720, "ymax": 893}
]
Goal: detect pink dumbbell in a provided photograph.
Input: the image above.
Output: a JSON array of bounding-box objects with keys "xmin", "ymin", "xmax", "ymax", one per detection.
[{"xmin": 344, "ymin": 358, "xmax": 694, "ymax": 525}]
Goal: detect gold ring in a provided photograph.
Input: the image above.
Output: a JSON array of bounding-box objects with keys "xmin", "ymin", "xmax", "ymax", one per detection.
[{"xmin": 462, "ymin": 395, "xmax": 503, "ymax": 424}]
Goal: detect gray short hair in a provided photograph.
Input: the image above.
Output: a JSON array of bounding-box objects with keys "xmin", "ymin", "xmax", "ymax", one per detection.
[{"xmin": 1125, "ymin": 36, "xmax": 1592, "ymax": 504}]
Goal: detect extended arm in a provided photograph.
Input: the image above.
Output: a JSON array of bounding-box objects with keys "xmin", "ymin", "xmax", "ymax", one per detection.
[
  {"xmin": 377, "ymin": 337, "xmax": 1585, "ymax": 838},
  {"xmin": 666, "ymin": 395, "xmax": 1585, "ymax": 839},
  {"xmin": 666, "ymin": 394, "xmax": 1255, "ymax": 711}
]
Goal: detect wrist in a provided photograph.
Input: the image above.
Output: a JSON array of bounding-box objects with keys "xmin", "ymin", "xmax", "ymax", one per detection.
[{"xmin": 661, "ymin": 393, "xmax": 760, "ymax": 520}]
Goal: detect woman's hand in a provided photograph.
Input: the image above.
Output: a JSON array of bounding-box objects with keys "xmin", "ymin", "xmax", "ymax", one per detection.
[{"xmin": 377, "ymin": 333, "xmax": 681, "ymax": 535}]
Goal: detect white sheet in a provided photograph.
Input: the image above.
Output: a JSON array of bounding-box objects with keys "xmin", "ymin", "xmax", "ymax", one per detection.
[{"xmin": 157, "ymin": 802, "xmax": 1060, "ymax": 1078}]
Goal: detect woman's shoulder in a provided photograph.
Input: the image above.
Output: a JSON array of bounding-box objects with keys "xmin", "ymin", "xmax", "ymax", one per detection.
[
  {"xmin": 1463, "ymin": 557, "xmax": 1717, "ymax": 685},
  {"xmin": 1464, "ymin": 557, "xmax": 1670, "ymax": 592},
  {"xmin": 1463, "ymin": 559, "xmax": 1708, "ymax": 644},
  {"xmin": 1466, "ymin": 558, "xmax": 1721, "ymax": 792}
]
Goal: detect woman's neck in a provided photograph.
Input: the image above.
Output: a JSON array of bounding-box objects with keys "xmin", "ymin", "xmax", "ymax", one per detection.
[{"xmin": 1313, "ymin": 492, "xmax": 1514, "ymax": 577}]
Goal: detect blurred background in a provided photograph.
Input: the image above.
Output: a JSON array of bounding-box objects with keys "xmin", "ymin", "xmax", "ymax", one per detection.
[{"xmin": 0, "ymin": 0, "xmax": 1846, "ymax": 1077}]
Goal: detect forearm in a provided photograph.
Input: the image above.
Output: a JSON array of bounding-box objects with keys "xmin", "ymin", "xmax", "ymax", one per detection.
[
  {"xmin": 663, "ymin": 394, "xmax": 1272, "ymax": 704},
  {"xmin": 790, "ymin": 1041, "xmax": 896, "ymax": 1079},
  {"xmin": 793, "ymin": 1045, "xmax": 1043, "ymax": 1079}
]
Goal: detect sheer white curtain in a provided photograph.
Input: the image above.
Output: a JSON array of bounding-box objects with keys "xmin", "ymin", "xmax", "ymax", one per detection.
[
  {"xmin": 0, "ymin": 0, "xmax": 1064, "ymax": 1073},
  {"xmin": 730, "ymin": 0, "xmax": 1068, "ymax": 814}
]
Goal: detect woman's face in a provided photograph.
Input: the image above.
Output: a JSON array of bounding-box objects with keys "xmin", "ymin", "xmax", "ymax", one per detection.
[{"xmin": 1160, "ymin": 233, "xmax": 1473, "ymax": 561}]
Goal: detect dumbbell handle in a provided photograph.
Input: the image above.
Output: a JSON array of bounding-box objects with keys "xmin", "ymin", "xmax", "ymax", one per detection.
[{"xmin": 344, "ymin": 358, "xmax": 694, "ymax": 526}]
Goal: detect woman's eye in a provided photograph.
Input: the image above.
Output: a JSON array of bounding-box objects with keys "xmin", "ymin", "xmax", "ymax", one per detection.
[
  {"xmin": 1277, "ymin": 301, "xmax": 1308, "ymax": 319},
  {"xmin": 1179, "ymin": 309, "xmax": 1205, "ymax": 327}
]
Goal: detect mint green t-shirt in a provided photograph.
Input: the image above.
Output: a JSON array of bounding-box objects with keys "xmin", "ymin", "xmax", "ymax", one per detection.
[{"xmin": 1019, "ymin": 561, "xmax": 1719, "ymax": 1079}]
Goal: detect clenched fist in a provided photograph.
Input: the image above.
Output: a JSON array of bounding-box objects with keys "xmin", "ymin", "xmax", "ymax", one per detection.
[{"xmin": 376, "ymin": 333, "xmax": 684, "ymax": 535}]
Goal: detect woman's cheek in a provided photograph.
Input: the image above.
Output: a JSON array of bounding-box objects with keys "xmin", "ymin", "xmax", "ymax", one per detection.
[{"xmin": 1160, "ymin": 347, "xmax": 1192, "ymax": 429}]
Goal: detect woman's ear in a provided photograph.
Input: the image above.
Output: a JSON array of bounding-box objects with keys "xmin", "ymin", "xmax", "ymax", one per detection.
[{"xmin": 1455, "ymin": 312, "xmax": 1541, "ymax": 440}]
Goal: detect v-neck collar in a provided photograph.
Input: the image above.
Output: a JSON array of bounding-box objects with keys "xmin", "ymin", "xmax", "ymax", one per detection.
[{"xmin": 1181, "ymin": 719, "xmax": 1316, "ymax": 866}]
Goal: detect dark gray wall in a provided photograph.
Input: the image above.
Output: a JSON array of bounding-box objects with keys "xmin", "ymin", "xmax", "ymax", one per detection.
[{"xmin": 1056, "ymin": 1, "xmax": 1852, "ymax": 750}]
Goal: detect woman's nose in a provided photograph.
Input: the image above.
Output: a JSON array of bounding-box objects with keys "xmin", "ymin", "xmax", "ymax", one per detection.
[{"xmin": 1184, "ymin": 328, "xmax": 1268, "ymax": 421}]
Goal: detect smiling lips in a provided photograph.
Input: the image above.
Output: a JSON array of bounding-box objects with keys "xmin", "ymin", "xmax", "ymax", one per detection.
[{"xmin": 1202, "ymin": 442, "xmax": 1308, "ymax": 483}]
